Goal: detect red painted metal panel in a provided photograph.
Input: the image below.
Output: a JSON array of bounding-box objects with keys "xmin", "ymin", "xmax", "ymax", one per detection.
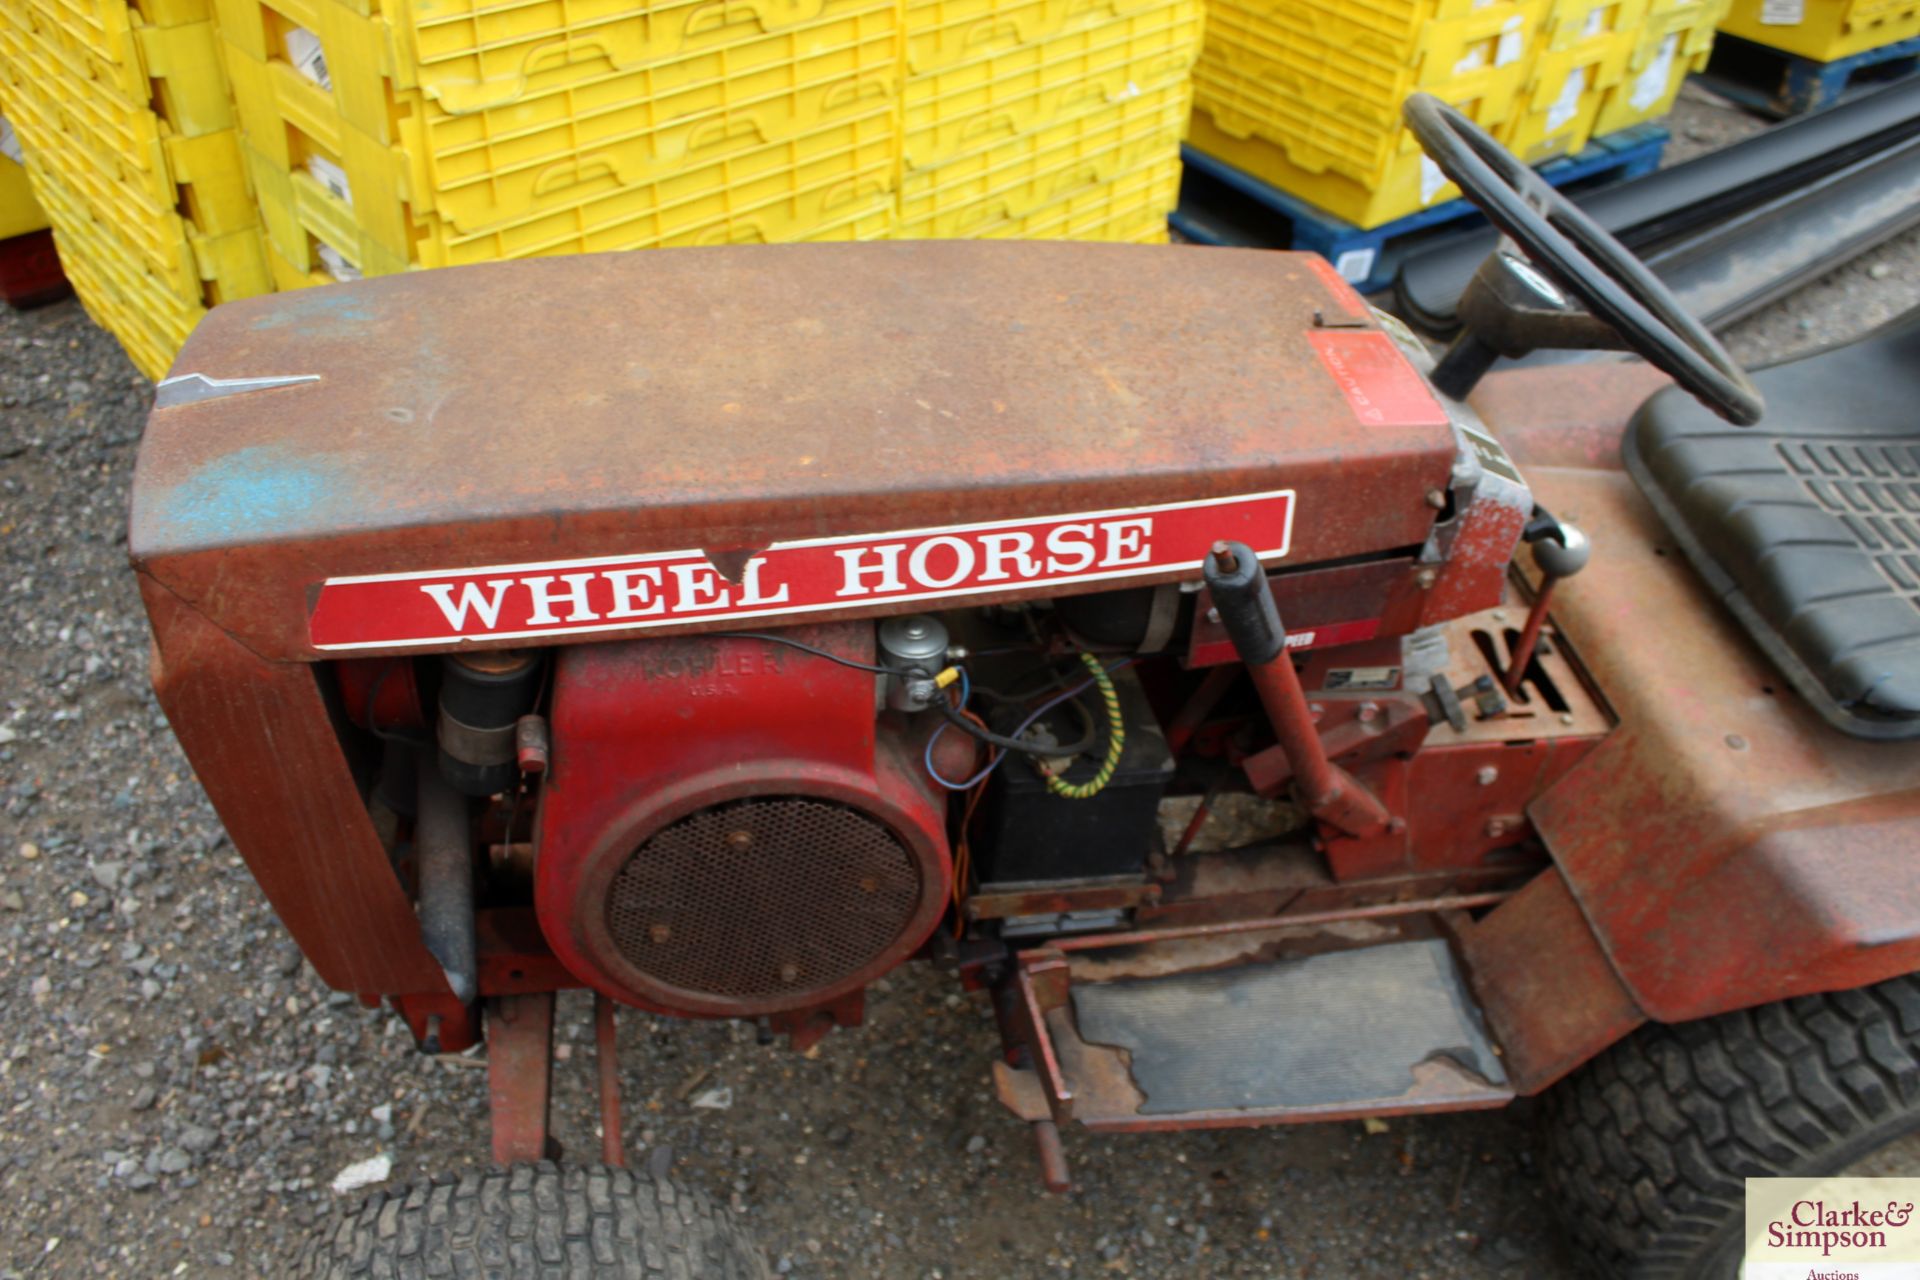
[
  {"xmin": 1459, "ymin": 869, "xmax": 1645, "ymax": 1095},
  {"xmin": 139, "ymin": 574, "xmax": 444, "ymax": 995},
  {"xmin": 1484, "ymin": 368, "xmax": 1920, "ymax": 1024},
  {"xmin": 128, "ymin": 243, "xmax": 1456, "ymax": 661}
]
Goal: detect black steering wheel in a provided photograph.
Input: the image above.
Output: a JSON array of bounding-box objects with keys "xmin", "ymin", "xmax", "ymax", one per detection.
[{"xmin": 1403, "ymin": 93, "xmax": 1764, "ymax": 426}]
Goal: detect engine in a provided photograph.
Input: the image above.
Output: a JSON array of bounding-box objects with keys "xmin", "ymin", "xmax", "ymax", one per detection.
[{"xmin": 532, "ymin": 625, "xmax": 959, "ymax": 1019}]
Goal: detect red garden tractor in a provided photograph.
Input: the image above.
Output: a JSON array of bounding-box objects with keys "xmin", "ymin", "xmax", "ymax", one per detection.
[{"xmin": 128, "ymin": 96, "xmax": 1920, "ymax": 1278}]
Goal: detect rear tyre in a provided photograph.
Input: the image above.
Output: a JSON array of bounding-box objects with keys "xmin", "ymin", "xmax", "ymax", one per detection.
[
  {"xmin": 297, "ymin": 1161, "xmax": 768, "ymax": 1279},
  {"xmin": 1538, "ymin": 974, "xmax": 1920, "ymax": 1279}
]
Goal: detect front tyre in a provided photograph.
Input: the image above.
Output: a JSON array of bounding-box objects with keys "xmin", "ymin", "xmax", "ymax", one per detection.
[
  {"xmin": 298, "ymin": 1161, "xmax": 769, "ymax": 1279},
  {"xmin": 1538, "ymin": 974, "xmax": 1920, "ymax": 1279}
]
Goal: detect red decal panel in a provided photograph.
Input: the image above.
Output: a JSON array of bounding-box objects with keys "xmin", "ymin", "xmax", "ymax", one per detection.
[
  {"xmin": 1307, "ymin": 330, "xmax": 1450, "ymax": 429},
  {"xmin": 309, "ymin": 491, "xmax": 1296, "ymax": 651},
  {"xmin": 1303, "ymin": 255, "xmax": 1369, "ymax": 319}
]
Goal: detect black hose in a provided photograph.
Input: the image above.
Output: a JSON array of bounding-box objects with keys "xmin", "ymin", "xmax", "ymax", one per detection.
[{"xmin": 415, "ymin": 759, "xmax": 478, "ymax": 1006}]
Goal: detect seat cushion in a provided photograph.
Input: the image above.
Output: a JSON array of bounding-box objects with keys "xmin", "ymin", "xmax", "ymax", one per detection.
[{"xmin": 1625, "ymin": 308, "xmax": 1920, "ymax": 738}]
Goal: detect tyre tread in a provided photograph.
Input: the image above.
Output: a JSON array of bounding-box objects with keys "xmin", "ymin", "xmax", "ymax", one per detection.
[
  {"xmin": 297, "ymin": 1163, "xmax": 766, "ymax": 1280},
  {"xmin": 1541, "ymin": 974, "xmax": 1920, "ymax": 1278}
]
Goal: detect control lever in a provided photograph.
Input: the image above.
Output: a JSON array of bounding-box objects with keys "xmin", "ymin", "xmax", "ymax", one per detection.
[
  {"xmin": 1503, "ymin": 509, "xmax": 1590, "ymax": 698},
  {"xmin": 1204, "ymin": 541, "xmax": 1389, "ymax": 838}
]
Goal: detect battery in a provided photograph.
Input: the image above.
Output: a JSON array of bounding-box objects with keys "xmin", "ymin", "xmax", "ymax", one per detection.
[{"xmin": 970, "ymin": 664, "xmax": 1174, "ymax": 885}]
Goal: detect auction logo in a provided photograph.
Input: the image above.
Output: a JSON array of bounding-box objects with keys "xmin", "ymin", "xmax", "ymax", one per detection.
[{"xmin": 1746, "ymin": 1179, "xmax": 1920, "ymax": 1279}]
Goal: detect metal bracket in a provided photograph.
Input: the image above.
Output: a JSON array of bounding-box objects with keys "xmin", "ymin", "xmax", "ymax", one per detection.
[{"xmin": 487, "ymin": 993, "xmax": 557, "ymax": 1165}]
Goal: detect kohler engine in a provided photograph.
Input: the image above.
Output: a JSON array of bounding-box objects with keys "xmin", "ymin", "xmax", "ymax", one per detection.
[{"xmin": 533, "ymin": 625, "xmax": 956, "ymax": 1022}]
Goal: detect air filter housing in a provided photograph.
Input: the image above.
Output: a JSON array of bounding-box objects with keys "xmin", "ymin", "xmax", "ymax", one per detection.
[{"xmin": 534, "ymin": 627, "xmax": 951, "ymax": 1019}]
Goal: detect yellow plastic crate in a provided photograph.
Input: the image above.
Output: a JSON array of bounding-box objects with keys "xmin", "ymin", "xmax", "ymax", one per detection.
[
  {"xmin": 249, "ymin": 99, "xmax": 898, "ymax": 276},
  {"xmin": 898, "ymin": 84, "xmax": 1185, "ymax": 233},
  {"xmin": 1718, "ymin": 0, "xmax": 1920, "ymax": 60},
  {"xmin": 0, "ymin": 124, "xmax": 52, "ymax": 241},
  {"xmin": 1207, "ymin": 0, "xmax": 1549, "ymax": 112},
  {"xmin": 0, "ymin": 0, "xmax": 268, "ymax": 373},
  {"xmin": 216, "ymin": 0, "xmax": 900, "ymax": 160},
  {"xmin": 1189, "ymin": 57, "xmax": 1520, "ymax": 227},
  {"xmin": 0, "ymin": 12, "xmax": 256, "ymax": 237},
  {"xmin": 421, "ymin": 115, "xmax": 897, "ymax": 262},
  {"xmin": 24, "ymin": 159, "xmax": 266, "ymax": 375},
  {"xmin": 1189, "ymin": 0, "xmax": 1551, "ymax": 222},
  {"xmin": 1508, "ymin": 0, "xmax": 1646, "ymax": 160},
  {"xmin": 27, "ymin": 0, "xmax": 215, "ymax": 45},
  {"xmin": 1003, "ymin": 151, "xmax": 1180, "ymax": 238},
  {"xmin": 907, "ymin": 0, "xmax": 1169, "ymax": 74},
  {"xmin": 219, "ymin": 0, "xmax": 906, "ymax": 260},
  {"xmin": 904, "ymin": 0, "xmax": 1201, "ymax": 170},
  {"xmin": 402, "ymin": 10, "xmax": 901, "ymax": 235},
  {"xmin": 263, "ymin": 235, "xmax": 328, "ymax": 289},
  {"xmin": 376, "ymin": 0, "xmax": 898, "ymax": 114},
  {"xmin": 242, "ymin": 140, "xmax": 413, "ymax": 278},
  {"xmin": 895, "ymin": 150, "xmax": 1178, "ymax": 238},
  {"xmin": 15, "ymin": 0, "xmax": 236, "ymax": 136},
  {"xmin": 1593, "ymin": 0, "xmax": 1728, "ymax": 133}
]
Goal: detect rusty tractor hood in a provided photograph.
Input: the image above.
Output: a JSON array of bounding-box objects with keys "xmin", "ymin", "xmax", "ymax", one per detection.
[{"xmin": 129, "ymin": 242, "xmax": 1458, "ymax": 661}]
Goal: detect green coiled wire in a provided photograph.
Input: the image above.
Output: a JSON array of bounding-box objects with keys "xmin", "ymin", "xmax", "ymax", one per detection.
[{"xmin": 1039, "ymin": 652, "xmax": 1125, "ymax": 800}]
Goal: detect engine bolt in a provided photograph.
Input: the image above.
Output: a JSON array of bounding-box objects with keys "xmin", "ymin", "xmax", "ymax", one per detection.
[
  {"xmin": 649, "ymin": 924, "xmax": 672, "ymax": 945},
  {"xmin": 779, "ymin": 963, "xmax": 801, "ymax": 984},
  {"xmin": 1210, "ymin": 541, "xmax": 1238, "ymax": 573},
  {"xmin": 1358, "ymin": 701, "xmax": 1380, "ymax": 724},
  {"xmin": 726, "ymin": 829, "xmax": 754, "ymax": 850},
  {"xmin": 1425, "ymin": 489, "xmax": 1447, "ymax": 509},
  {"xmin": 1476, "ymin": 766, "xmax": 1498, "ymax": 786}
]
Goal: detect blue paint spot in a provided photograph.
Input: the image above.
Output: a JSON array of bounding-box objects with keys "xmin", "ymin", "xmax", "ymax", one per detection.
[
  {"xmin": 149, "ymin": 446, "xmax": 356, "ymax": 547},
  {"xmin": 247, "ymin": 287, "xmax": 381, "ymax": 336}
]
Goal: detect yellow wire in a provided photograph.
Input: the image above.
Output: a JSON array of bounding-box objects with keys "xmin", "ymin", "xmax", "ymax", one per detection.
[{"xmin": 1038, "ymin": 653, "xmax": 1125, "ymax": 800}]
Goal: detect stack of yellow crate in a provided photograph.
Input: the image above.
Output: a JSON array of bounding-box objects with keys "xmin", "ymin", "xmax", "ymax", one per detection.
[
  {"xmin": 2, "ymin": 0, "xmax": 1199, "ymax": 370},
  {"xmin": 215, "ymin": 0, "xmax": 909, "ymax": 284},
  {"xmin": 899, "ymin": 0, "xmax": 1201, "ymax": 243},
  {"xmin": 1593, "ymin": 0, "xmax": 1732, "ymax": 134},
  {"xmin": 1189, "ymin": 0, "xmax": 1553, "ymax": 228},
  {"xmin": 1507, "ymin": 0, "xmax": 1644, "ymax": 161},
  {"xmin": 1717, "ymin": 0, "xmax": 1920, "ymax": 62},
  {"xmin": 215, "ymin": 0, "xmax": 1201, "ymax": 287},
  {"xmin": 0, "ymin": 0, "xmax": 269, "ymax": 375},
  {"xmin": 1187, "ymin": 0, "xmax": 1727, "ymax": 229}
]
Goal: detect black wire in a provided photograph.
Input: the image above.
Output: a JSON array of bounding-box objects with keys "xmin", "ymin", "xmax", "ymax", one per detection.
[
  {"xmin": 972, "ymin": 663, "xmax": 1079, "ymax": 705},
  {"xmin": 713, "ymin": 631, "xmax": 895, "ymax": 674},
  {"xmin": 936, "ymin": 691, "xmax": 1102, "ymax": 758}
]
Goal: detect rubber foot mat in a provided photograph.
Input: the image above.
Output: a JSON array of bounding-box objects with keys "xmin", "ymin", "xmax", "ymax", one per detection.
[{"xmin": 1071, "ymin": 938, "xmax": 1505, "ymax": 1115}]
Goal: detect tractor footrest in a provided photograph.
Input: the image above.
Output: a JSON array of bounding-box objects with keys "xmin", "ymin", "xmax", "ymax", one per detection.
[{"xmin": 1012, "ymin": 937, "xmax": 1513, "ymax": 1130}]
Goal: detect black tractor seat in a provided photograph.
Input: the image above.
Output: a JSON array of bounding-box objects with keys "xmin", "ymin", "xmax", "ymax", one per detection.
[{"xmin": 1624, "ymin": 307, "xmax": 1920, "ymax": 739}]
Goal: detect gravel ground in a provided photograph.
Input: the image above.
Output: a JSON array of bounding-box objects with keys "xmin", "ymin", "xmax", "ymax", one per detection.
[{"xmin": 3, "ymin": 89, "xmax": 1919, "ymax": 1279}]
